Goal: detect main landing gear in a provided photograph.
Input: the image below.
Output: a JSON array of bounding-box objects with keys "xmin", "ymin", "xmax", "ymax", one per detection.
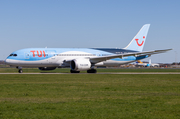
[
  {"xmin": 87, "ymin": 69, "xmax": 97, "ymax": 73},
  {"xmin": 70, "ymin": 69, "xmax": 97, "ymax": 73},
  {"xmin": 70, "ymin": 70, "xmax": 80, "ymax": 73}
]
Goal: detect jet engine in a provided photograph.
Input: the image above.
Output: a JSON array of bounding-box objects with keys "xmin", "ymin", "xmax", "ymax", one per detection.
[
  {"xmin": 38, "ymin": 67, "xmax": 56, "ymax": 70},
  {"xmin": 70, "ymin": 59, "xmax": 91, "ymax": 71}
]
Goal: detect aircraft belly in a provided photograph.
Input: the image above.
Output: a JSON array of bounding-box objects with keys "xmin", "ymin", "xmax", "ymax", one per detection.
[
  {"xmin": 103, "ymin": 60, "xmax": 134, "ymax": 66},
  {"xmin": 18, "ymin": 61, "xmax": 58, "ymax": 67},
  {"xmin": 6, "ymin": 59, "xmax": 59, "ymax": 67}
]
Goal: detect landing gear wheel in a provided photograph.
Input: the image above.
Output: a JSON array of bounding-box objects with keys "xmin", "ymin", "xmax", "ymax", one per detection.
[
  {"xmin": 19, "ymin": 69, "xmax": 23, "ymax": 73},
  {"xmin": 70, "ymin": 70, "xmax": 80, "ymax": 73},
  {"xmin": 87, "ymin": 69, "xmax": 97, "ymax": 73}
]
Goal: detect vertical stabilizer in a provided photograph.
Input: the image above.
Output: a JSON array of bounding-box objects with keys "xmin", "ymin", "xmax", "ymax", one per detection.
[{"xmin": 124, "ymin": 24, "xmax": 150, "ymax": 52}]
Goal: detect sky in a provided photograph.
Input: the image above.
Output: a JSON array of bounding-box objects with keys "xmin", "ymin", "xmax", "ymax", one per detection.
[{"xmin": 0, "ymin": 0, "xmax": 180, "ymax": 63}]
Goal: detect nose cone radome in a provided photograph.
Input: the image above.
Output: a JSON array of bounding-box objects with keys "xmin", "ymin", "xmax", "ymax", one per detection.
[
  {"xmin": 5, "ymin": 58, "xmax": 10, "ymax": 65},
  {"xmin": 5, "ymin": 58, "xmax": 19, "ymax": 66}
]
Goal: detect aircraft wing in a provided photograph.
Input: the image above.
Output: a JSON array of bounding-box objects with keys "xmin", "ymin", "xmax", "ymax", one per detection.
[{"xmin": 90, "ymin": 49, "xmax": 172, "ymax": 64}]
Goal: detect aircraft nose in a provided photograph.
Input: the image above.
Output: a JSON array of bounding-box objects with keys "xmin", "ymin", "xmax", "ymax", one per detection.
[
  {"xmin": 5, "ymin": 58, "xmax": 18, "ymax": 66},
  {"xmin": 5, "ymin": 59, "xmax": 10, "ymax": 65}
]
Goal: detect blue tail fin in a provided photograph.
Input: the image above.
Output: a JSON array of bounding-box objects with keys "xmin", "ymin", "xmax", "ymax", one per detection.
[{"xmin": 124, "ymin": 24, "xmax": 150, "ymax": 52}]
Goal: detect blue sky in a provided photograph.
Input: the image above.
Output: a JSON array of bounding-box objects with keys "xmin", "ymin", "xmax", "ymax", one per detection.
[{"xmin": 0, "ymin": 0, "xmax": 179, "ymax": 63}]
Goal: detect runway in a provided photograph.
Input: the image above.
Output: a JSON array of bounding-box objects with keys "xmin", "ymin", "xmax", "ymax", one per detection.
[{"xmin": 0, "ymin": 72, "xmax": 180, "ymax": 74}]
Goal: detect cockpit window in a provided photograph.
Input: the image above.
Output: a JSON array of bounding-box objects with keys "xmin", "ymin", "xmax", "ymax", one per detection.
[{"xmin": 9, "ymin": 54, "xmax": 17, "ymax": 57}]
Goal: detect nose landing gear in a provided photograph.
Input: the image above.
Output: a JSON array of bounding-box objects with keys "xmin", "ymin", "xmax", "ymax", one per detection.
[
  {"xmin": 18, "ymin": 69, "xmax": 23, "ymax": 73},
  {"xmin": 16, "ymin": 66, "xmax": 23, "ymax": 73}
]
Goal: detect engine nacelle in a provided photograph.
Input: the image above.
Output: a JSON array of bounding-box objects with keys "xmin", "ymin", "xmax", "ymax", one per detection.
[
  {"xmin": 38, "ymin": 67, "xmax": 56, "ymax": 70},
  {"xmin": 70, "ymin": 59, "xmax": 91, "ymax": 71}
]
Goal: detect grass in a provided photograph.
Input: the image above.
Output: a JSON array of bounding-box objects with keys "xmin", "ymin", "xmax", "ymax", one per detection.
[
  {"xmin": 0, "ymin": 74, "xmax": 180, "ymax": 118},
  {"xmin": 1, "ymin": 67, "xmax": 180, "ymax": 73}
]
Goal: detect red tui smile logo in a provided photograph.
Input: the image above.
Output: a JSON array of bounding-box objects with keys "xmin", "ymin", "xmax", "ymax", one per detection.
[{"xmin": 135, "ymin": 36, "xmax": 145, "ymax": 46}]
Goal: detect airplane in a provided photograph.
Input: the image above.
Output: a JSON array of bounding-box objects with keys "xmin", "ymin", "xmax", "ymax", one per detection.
[
  {"xmin": 135, "ymin": 59, "xmax": 159, "ymax": 67},
  {"xmin": 5, "ymin": 24, "xmax": 171, "ymax": 73}
]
